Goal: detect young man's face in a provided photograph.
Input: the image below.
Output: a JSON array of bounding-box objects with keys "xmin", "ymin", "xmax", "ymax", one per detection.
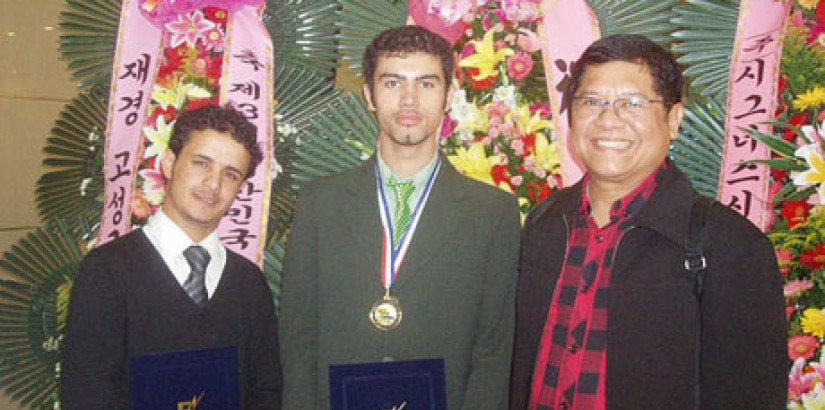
[
  {"xmin": 160, "ymin": 129, "xmax": 251, "ymax": 241},
  {"xmin": 364, "ymin": 51, "xmax": 452, "ymax": 151},
  {"xmin": 569, "ymin": 61, "xmax": 683, "ymax": 192}
]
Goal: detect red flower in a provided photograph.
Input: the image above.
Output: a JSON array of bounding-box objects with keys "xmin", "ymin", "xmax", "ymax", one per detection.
[
  {"xmin": 183, "ymin": 97, "xmax": 218, "ymax": 113},
  {"xmin": 521, "ymin": 133, "xmax": 536, "ymax": 154},
  {"xmin": 783, "ymin": 113, "xmax": 811, "ymax": 142},
  {"xmin": 203, "ymin": 7, "xmax": 228, "ymax": 25},
  {"xmin": 466, "ymin": 67, "xmax": 497, "ymax": 89},
  {"xmin": 781, "ymin": 200, "xmax": 812, "ymax": 228},
  {"xmin": 527, "ymin": 179, "xmax": 551, "ymax": 203},
  {"xmin": 818, "ymin": 0, "xmax": 825, "ymax": 24},
  {"xmin": 799, "ymin": 243, "xmax": 825, "ymax": 271},
  {"xmin": 491, "ymin": 164, "xmax": 511, "ymax": 187},
  {"xmin": 788, "ymin": 335, "xmax": 819, "ymax": 360}
]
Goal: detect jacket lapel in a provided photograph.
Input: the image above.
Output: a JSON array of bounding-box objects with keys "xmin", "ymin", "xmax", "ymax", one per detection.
[{"xmin": 341, "ymin": 159, "xmax": 383, "ymax": 274}]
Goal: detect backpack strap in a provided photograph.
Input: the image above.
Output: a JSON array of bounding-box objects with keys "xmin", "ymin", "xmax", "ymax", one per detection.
[
  {"xmin": 685, "ymin": 195, "xmax": 713, "ymax": 410},
  {"xmin": 686, "ymin": 195, "xmax": 713, "ymax": 299}
]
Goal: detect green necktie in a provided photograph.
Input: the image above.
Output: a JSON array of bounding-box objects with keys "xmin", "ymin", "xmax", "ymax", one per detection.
[{"xmin": 388, "ymin": 179, "xmax": 415, "ymax": 248}]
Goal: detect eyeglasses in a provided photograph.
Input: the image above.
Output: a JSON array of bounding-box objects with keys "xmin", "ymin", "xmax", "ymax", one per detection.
[{"xmin": 572, "ymin": 96, "xmax": 664, "ymax": 119}]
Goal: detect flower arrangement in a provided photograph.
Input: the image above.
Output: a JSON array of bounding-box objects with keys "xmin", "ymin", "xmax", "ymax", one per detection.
[
  {"xmin": 433, "ymin": 0, "xmax": 562, "ymax": 213},
  {"xmin": 748, "ymin": 1, "xmax": 825, "ymax": 408},
  {"xmin": 131, "ymin": 3, "xmax": 229, "ymax": 224}
]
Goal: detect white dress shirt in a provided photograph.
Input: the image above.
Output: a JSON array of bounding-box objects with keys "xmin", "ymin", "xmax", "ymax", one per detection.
[{"xmin": 141, "ymin": 209, "xmax": 227, "ymax": 298}]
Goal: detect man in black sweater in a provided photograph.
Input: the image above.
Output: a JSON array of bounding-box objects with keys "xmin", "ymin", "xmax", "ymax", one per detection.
[{"xmin": 61, "ymin": 105, "xmax": 281, "ymax": 409}]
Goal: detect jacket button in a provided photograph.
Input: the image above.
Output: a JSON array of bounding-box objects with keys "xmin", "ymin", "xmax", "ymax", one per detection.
[
  {"xmin": 595, "ymin": 234, "xmax": 604, "ymax": 242},
  {"xmin": 567, "ymin": 344, "xmax": 578, "ymax": 353}
]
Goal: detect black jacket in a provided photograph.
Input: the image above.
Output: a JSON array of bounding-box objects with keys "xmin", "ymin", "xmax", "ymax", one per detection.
[{"xmin": 510, "ymin": 164, "xmax": 787, "ymax": 409}]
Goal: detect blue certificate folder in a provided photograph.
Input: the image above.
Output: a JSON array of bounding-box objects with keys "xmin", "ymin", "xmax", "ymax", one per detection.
[
  {"xmin": 130, "ymin": 346, "xmax": 240, "ymax": 410},
  {"xmin": 329, "ymin": 358, "xmax": 447, "ymax": 410}
]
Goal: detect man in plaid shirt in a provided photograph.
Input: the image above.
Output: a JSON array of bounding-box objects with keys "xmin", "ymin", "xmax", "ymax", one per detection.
[{"xmin": 509, "ymin": 34, "xmax": 787, "ymax": 409}]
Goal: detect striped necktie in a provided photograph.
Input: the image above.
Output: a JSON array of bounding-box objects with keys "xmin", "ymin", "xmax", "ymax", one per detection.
[
  {"xmin": 388, "ymin": 179, "xmax": 415, "ymax": 248},
  {"xmin": 183, "ymin": 245, "xmax": 210, "ymax": 307}
]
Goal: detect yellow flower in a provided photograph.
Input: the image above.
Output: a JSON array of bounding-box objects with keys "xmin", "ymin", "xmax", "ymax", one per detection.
[
  {"xmin": 793, "ymin": 144, "xmax": 825, "ymax": 203},
  {"xmin": 799, "ymin": 0, "xmax": 818, "ymax": 9},
  {"xmin": 514, "ymin": 104, "xmax": 553, "ymax": 135},
  {"xmin": 447, "ymin": 142, "xmax": 499, "ymax": 186},
  {"xmin": 533, "ymin": 133, "xmax": 560, "ymax": 173},
  {"xmin": 793, "ymin": 86, "xmax": 825, "ymax": 111},
  {"xmin": 459, "ymin": 30, "xmax": 514, "ymax": 80},
  {"xmin": 802, "ymin": 307, "xmax": 825, "ymax": 337}
]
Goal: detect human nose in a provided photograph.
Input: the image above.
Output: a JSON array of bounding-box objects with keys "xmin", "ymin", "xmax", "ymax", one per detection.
[
  {"xmin": 400, "ymin": 83, "xmax": 418, "ymax": 107},
  {"xmin": 594, "ymin": 100, "xmax": 624, "ymax": 123},
  {"xmin": 202, "ymin": 168, "xmax": 221, "ymax": 190}
]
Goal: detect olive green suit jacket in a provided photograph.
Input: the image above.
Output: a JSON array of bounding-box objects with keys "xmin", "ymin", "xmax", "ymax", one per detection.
[{"xmin": 280, "ymin": 156, "xmax": 520, "ymax": 409}]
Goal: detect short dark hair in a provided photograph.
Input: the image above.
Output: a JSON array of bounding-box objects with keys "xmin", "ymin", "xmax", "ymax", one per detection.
[
  {"xmin": 362, "ymin": 25, "xmax": 454, "ymax": 96},
  {"xmin": 169, "ymin": 104, "xmax": 264, "ymax": 179},
  {"xmin": 568, "ymin": 34, "xmax": 684, "ymax": 112}
]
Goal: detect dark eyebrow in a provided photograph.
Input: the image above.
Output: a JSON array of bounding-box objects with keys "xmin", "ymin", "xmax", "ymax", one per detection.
[
  {"xmin": 193, "ymin": 154, "xmax": 245, "ymax": 176},
  {"xmin": 378, "ymin": 73, "xmax": 443, "ymax": 83}
]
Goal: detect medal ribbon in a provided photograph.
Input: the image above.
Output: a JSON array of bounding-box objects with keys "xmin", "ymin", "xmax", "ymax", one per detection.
[{"xmin": 376, "ymin": 157, "xmax": 441, "ymax": 291}]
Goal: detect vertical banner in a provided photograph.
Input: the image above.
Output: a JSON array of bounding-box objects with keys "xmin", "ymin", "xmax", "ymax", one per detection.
[
  {"xmin": 99, "ymin": 0, "xmax": 163, "ymax": 244},
  {"xmin": 538, "ymin": 0, "xmax": 599, "ymax": 187},
  {"xmin": 720, "ymin": 0, "xmax": 792, "ymax": 230},
  {"xmin": 219, "ymin": 4, "xmax": 274, "ymax": 263},
  {"xmin": 99, "ymin": 0, "xmax": 272, "ymax": 266}
]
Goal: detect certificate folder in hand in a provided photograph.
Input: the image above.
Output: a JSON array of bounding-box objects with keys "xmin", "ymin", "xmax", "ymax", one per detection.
[
  {"xmin": 329, "ymin": 358, "xmax": 447, "ymax": 410},
  {"xmin": 130, "ymin": 346, "xmax": 240, "ymax": 410}
]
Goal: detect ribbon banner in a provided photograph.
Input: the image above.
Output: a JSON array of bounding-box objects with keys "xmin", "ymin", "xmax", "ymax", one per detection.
[
  {"xmin": 538, "ymin": 0, "xmax": 599, "ymax": 187},
  {"xmin": 99, "ymin": 0, "xmax": 273, "ymax": 265},
  {"xmin": 720, "ymin": 0, "xmax": 792, "ymax": 230}
]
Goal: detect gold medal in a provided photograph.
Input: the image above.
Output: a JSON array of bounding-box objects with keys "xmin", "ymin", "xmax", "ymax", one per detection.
[{"xmin": 369, "ymin": 291, "xmax": 402, "ymax": 331}]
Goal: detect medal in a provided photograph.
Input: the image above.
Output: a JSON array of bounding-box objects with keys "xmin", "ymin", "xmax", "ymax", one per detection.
[
  {"xmin": 369, "ymin": 291, "xmax": 402, "ymax": 330},
  {"xmin": 372, "ymin": 158, "xmax": 441, "ymax": 331}
]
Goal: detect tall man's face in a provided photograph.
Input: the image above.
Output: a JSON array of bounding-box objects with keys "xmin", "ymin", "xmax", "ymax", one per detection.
[
  {"xmin": 160, "ymin": 129, "xmax": 251, "ymax": 241},
  {"xmin": 364, "ymin": 52, "xmax": 453, "ymax": 151},
  {"xmin": 569, "ymin": 61, "xmax": 683, "ymax": 193}
]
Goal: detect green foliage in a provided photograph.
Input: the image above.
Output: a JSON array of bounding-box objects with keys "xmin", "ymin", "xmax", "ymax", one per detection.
[
  {"xmin": 671, "ymin": 0, "xmax": 739, "ymax": 100},
  {"xmin": 336, "ymin": 0, "xmax": 409, "ymax": 76},
  {"xmin": 589, "ymin": 0, "xmax": 677, "ymax": 45},
  {"xmin": 58, "ymin": 0, "xmax": 120, "ymax": 90},
  {"xmin": 670, "ymin": 97, "xmax": 725, "ymax": 197},
  {"xmin": 35, "ymin": 91, "xmax": 107, "ymax": 231},
  {"xmin": 0, "ymin": 220, "xmax": 86, "ymax": 409},
  {"xmin": 264, "ymin": 0, "xmax": 341, "ymax": 77},
  {"xmin": 781, "ymin": 28, "xmax": 825, "ymax": 98}
]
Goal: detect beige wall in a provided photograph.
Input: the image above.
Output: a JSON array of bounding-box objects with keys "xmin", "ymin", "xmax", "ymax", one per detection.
[{"xmin": 0, "ymin": 1, "xmax": 77, "ymax": 408}]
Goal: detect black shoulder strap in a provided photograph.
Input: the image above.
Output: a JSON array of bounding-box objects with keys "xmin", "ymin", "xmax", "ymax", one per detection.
[
  {"xmin": 685, "ymin": 195, "xmax": 713, "ymax": 410},
  {"xmin": 685, "ymin": 195, "xmax": 713, "ymax": 299}
]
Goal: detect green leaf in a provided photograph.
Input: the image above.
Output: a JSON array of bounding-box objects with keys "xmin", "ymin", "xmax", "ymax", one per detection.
[
  {"xmin": 670, "ymin": 97, "xmax": 726, "ymax": 197},
  {"xmin": 265, "ymin": 0, "xmax": 340, "ymax": 77},
  {"xmin": 0, "ymin": 219, "xmax": 85, "ymax": 410},
  {"xmin": 35, "ymin": 91, "xmax": 107, "ymax": 232},
  {"xmin": 589, "ymin": 0, "xmax": 678, "ymax": 45},
  {"xmin": 746, "ymin": 126, "xmax": 799, "ymax": 158},
  {"xmin": 671, "ymin": 0, "xmax": 739, "ymax": 100},
  {"xmin": 336, "ymin": 0, "xmax": 409, "ymax": 76},
  {"xmin": 58, "ymin": 0, "xmax": 120, "ymax": 90}
]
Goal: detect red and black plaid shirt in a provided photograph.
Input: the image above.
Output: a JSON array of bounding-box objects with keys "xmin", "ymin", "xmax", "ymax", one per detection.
[{"xmin": 531, "ymin": 165, "xmax": 664, "ymax": 410}]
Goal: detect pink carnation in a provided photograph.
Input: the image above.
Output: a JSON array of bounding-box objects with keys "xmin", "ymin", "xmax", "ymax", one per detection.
[
  {"xmin": 785, "ymin": 279, "xmax": 815, "ymax": 297},
  {"xmin": 507, "ymin": 52, "xmax": 534, "ymax": 80},
  {"xmin": 789, "ymin": 335, "xmax": 819, "ymax": 361}
]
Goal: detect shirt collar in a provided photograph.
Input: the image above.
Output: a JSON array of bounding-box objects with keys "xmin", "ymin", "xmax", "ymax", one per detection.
[
  {"xmin": 376, "ymin": 150, "xmax": 439, "ymax": 188},
  {"xmin": 143, "ymin": 209, "xmax": 222, "ymax": 262},
  {"xmin": 581, "ymin": 162, "xmax": 667, "ymax": 227}
]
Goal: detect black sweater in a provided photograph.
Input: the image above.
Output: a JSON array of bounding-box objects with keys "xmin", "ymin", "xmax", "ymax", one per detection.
[{"xmin": 61, "ymin": 230, "xmax": 281, "ymax": 409}]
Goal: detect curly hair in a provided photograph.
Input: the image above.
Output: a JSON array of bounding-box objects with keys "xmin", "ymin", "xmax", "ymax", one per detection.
[
  {"xmin": 568, "ymin": 34, "xmax": 685, "ymax": 112},
  {"xmin": 169, "ymin": 104, "xmax": 264, "ymax": 179},
  {"xmin": 362, "ymin": 25, "xmax": 454, "ymax": 97}
]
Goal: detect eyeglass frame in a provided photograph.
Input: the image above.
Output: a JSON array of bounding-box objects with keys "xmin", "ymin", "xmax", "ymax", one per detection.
[{"xmin": 570, "ymin": 96, "xmax": 666, "ymax": 119}]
